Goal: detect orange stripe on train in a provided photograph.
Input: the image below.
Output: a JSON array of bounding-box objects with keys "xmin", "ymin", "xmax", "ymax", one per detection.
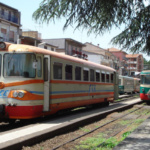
[
  {"xmin": 3, "ymin": 79, "xmax": 113, "ymax": 88},
  {"xmin": 5, "ymin": 80, "xmax": 44, "ymax": 87},
  {"xmin": 8, "ymin": 90, "xmax": 113, "ymax": 101}
]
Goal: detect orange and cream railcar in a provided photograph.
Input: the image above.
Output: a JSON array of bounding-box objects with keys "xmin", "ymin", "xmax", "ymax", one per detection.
[{"xmin": 0, "ymin": 42, "xmax": 118, "ymax": 121}]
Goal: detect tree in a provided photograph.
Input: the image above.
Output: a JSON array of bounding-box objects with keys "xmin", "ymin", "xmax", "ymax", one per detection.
[{"xmin": 33, "ymin": 0, "xmax": 150, "ymax": 54}]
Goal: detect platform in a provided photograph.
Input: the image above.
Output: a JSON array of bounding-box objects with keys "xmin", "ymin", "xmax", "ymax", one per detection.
[
  {"xmin": 0, "ymin": 98, "xmax": 141, "ymax": 150},
  {"xmin": 114, "ymin": 116, "xmax": 150, "ymax": 150}
]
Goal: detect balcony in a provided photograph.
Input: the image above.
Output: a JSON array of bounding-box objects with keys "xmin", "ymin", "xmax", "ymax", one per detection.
[
  {"xmin": 127, "ymin": 61, "xmax": 137, "ymax": 64},
  {"xmin": 127, "ymin": 67, "xmax": 137, "ymax": 70},
  {"xmin": 0, "ymin": 11, "xmax": 19, "ymax": 25}
]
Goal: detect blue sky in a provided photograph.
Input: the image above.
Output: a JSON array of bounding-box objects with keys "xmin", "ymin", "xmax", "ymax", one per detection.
[{"xmin": 1, "ymin": 0, "xmax": 149, "ymax": 60}]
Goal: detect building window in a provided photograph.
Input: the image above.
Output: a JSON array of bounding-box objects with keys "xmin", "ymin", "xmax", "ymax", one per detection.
[
  {"xmin": 1, "ymin": 9, "xmax": 4, "ymax": 15},
  {"xmin": 75, "ymin": 66, "xmax": 81, "ymax": 80},
  {"xmin": 8, "ymin": 11, "xmax": 11, "ymax": 21},
  {"xmin": 9, "ymin": 31, "xmax": 14, "ymax": 42},
  {"xmin": 53, "ymin": 62, "xmax": 62, "ymax": 79},
  {"xmin": 1, "ymin": 28, "xmax": 6, "ymax": 34},
  {"xmin": 90, "ymin": 69, "xmax": 95, "ymax": 81},
  {"xmin": 51, "ymin": 48, "xmax": 54, "ymax": 51},
  {"xmin": 44, "ymin": 46, "xmax": 47, "ymax": 49},
  {"xmin": 1, "ymin": 28, "xmax": 7, "ymax": 41},
  {"xmin": 65, "ymin": 64, "xmax": 72, "ymax": 80}
]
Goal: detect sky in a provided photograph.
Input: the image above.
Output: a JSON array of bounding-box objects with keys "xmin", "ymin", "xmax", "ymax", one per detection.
[{"xmin": 1, "ymin": 0, "xmax": 150, "ymax": 60}]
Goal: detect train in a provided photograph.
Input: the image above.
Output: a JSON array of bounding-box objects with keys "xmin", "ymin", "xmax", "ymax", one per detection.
[
  {"xmin": 119, "ymin": 76, "xmax": 140, "ymax": 94},
  {"xmin": 0, "ymin": 42, "xmax": 119, "ymax": 121},
  {"xmin": 140, "ymin": 70, "xmax": 150, "ymax": 104}
]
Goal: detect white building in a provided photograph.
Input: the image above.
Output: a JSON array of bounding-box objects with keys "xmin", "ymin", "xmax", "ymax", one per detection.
[
  {"xmin": 0, "ymin": 2, "xmax": 21, "ymax": 43},
  {"xmin": 38, "ymin": 42, "xmax": 57, "ymax": 51},
  {"xmin": 82, "ymin": 42, "xmax": 120, "ymax": 70}
]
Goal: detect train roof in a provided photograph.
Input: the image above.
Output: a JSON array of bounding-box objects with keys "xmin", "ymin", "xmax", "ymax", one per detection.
[
  {"xmin": 119, "ymin": 75, "xmax": 133, "ymax": 79},
  {"xmin": 4, "ymin": 43, "xmax": 116, "ymax": 72},
  {"xmin": 141, "ymin": 70, "xmax": 150, "ymax": 75}
]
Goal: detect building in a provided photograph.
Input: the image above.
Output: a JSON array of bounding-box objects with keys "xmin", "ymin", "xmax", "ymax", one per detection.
[
  {"xmin": 0, "ymin": 2, "xmax": 21, "ymax": 43},
  {"xmin": 42, "ymin": 38, "xmax": 86, "ymax": 58},
  {"xmin": 38, "ymin": 42, "xmax": 57, "ymax": 51},
  {"xmin": 108, "ymin": 48, "xmax": 144, "ymax": 76},
  {"xmin": 83, "ymin": 43, "xmax": 120, "ymax": 70},
  {"xmin": 108, "ymin": 48, "xmax": 128, "ymax": 75},
  {"xmin": 126, "ymin": 54, "xmax": 144, "ymax": 76},
  {"xmin": 20, "ymin": 30, "xmax": 42, "ymax": 46}
]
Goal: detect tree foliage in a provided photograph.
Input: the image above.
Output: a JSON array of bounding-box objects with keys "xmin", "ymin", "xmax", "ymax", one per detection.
[{"xmin": 33, "ymin": 0, "xmax": 150, "ymax": 54}]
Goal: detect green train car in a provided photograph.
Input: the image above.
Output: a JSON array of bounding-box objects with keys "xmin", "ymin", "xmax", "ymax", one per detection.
[
  {"xmin": 140, "ymin": 70, "xmax": 150, "ymax": 104},
  {"xmin": 119, "ymin": 75, "xmax": 134, "ymax": 94}
]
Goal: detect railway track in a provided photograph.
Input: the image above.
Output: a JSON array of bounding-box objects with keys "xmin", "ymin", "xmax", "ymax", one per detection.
[{"xmin": 0, "ymin": 97, "xmax": 142, "ymax": 150}]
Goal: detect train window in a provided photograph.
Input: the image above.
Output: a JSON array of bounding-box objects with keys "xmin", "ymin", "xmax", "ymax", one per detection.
[
  {"xmin": 4, "ymin": 53, "xmax": 36, "ymax": 78},
  {"xmin": 96, "ymin": 72, "xmax": 100, "ymax": 82},
  {"xmin": 101, "ymin": 72, "xmax": 105, "ymax": 82},
  {"xmin": 83, "ymin": 69, "xmax": 89, "ymax": 81},
  {"xmin": 37, "ymin": 57, "xmax": 42, "ymax": 77},
  {"xmin": 90, "ymin": 69, "xmax": 95, "ymax": 81},
  {"xmin": 53, "ymin": 62, "xmax": 62, "ymax": 79},
  {"xmin": 106, "ymin": 73, "xmax": 109, "ymax": 83},
  {"xmin": 75, "ymin": 66, "xmax": 81, "ymax": 80},
  {"xmin": 65, "ymin": 64, "xmax": 72, "ymax": 80},
  {"xmin": 111, "ymin": 73, "xmax": 113, "ymax": 83},
  {"xmin": 141, "ymin": 75, "xmax": 150, "ymax": 84}
]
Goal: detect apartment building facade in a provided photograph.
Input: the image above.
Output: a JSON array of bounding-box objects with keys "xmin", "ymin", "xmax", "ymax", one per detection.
[
  {"xmin": 126, "ymin": 54, "xmax": 144, "ymax": 76},
  {"xmin": 108, "ymin": 48, "xmax": 143, "ymax": 76},
  {"xmin": 0, "ymin": 2, "xmax": 21, "ymax": 43},
  {"xmin": 42, "ymin": 38, "xmax": 86, "ymax": 58}
]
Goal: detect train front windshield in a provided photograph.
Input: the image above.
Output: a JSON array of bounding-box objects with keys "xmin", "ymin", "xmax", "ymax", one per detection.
[
  {"xmin": 141, "ymin": 75, "xmax": 150, "ymax": 84},
  {"xmin": 3, "ymin": 53, "xmax": 36, "ymax": 78}
]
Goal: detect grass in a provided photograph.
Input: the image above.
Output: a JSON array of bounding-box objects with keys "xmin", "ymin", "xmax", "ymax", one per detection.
[
  {"xmin": 75, "ymin": 118, "xmax": 146, "ymax": 150},
  {"xmin": 75, "ymin": 135, "xmax": 119, "ymax": 150},
  {"xmin": 80, "ymin": 127, "xmax": 91, "ymax": 133},
  {"xmin": 118, "ymin": 120, "xmax": 131, "ymax": 125},
  {"xmin": 114, "ymin": 99, "xmax": 121, "ymax": 102}
]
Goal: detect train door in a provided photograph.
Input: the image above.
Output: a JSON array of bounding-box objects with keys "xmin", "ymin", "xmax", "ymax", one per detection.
[
  {"xmin": 43, "ymin": 55, "xmax": 50, "ymax": 112},
  {"xmin": 114, "ymin": 72, "xmax": 119, "ymax": 100}
]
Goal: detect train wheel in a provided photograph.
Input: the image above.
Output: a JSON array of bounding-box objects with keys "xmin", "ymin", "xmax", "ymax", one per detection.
[
  {"xmin": 8, "ymin": 119, "xmax": 16, "ymax": 124},
  {"xmin": 103, "ymin": 101, "xmax": 109, "ymax": 107}
]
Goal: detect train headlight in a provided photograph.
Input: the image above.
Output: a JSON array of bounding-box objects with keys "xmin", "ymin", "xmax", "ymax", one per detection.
[
  {"xmin": 13, "ymin": 91, "xmax": 18, "ymax": 97},
  {"xmin": 18, "ymin": 91, "xmax": 25, "ymax": 98}
]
